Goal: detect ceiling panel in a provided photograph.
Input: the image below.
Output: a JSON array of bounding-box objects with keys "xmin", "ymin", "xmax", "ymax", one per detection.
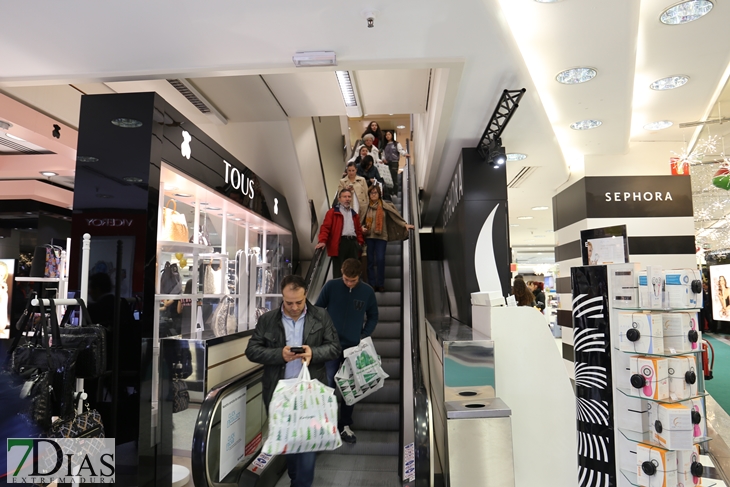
[
  {"xmin": 262, "ymin": 72, "xmax": 345, "ymax": 118},
  {"xmin": 0, "ymin": 84, "xmax": 82, "ymax": 128},
  {"xmin": 356, "ymin": 69, "xmax": 430, "ymax": 116},
  {"xmin": 188, "ymin": 75, "xmax": 287, "ymax": 123}
]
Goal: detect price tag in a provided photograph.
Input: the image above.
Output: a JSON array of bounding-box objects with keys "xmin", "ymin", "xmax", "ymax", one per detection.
[
  {"xmin": 669, "ymin": 348, "xmax": 677, "ymax": 354},
  {"xmin": 670, "ymin": 392, "xmax": 678, "ymax": 401}
]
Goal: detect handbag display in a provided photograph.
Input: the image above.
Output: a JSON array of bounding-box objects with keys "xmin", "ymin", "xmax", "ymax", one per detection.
[
  {"xmin": 189, "ymin": 213, "xmax": 211, "ymax": 246},
  {"xmin": 160, "ymin": 262, "xmax": 182, "ymax": 294},
  {"xmin": 12, "ymin": 367, "xmax": 54, "ymax": 430},
  {"xmin": 160, "ymin": 199, "xmax": 189, "ymax": 242},
  {"xmin": 172, "ymin": 377, "xmax": 190, "ymax": 413},
  {"xmin": 30, "ymin": 244, "xmax": 63, "ymax": 278},
  {"xmin": 48, "ymin": 403, "xmax": 105, "ymax": 439},
  {"xmin": 58, "ymin": 299, "xmax": 108, "ymax": 378},
  {"xmin": 212, "ymin": 296, "xmax": 237, "ymax": 337}
]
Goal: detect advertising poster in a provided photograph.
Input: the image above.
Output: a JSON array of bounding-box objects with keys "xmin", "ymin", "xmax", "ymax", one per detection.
[
  {"xmin": 710, "ymin": 264, "xmax": 730, "ymax": 322},
  {"xmin": 220, "ymin": 385, "xmax": 247, "ymax": 481},
  {"xmin": 0, "ymin": 259, "xmax": 14, "ymax": 339},
  {"xmin": 580, "ymin": 225, "xmax": 629, "ymax": 266}
]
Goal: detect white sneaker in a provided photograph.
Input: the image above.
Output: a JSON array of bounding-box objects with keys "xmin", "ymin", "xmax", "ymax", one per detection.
[{"xmin": 341, "ymin": 426, "xmax": 357, "ymax": 444}]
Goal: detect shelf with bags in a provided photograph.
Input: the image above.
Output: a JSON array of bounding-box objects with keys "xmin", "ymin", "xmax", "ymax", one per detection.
[
  {"xmin": 617, "ymin": 427, "xmax": 711, "ymax": 448},
  {"xmin": 15, "ymin": 277, "xmax": 65, "ymax": 282},
  {"xmin": 158, "ymin": 241, "xmax": 213, "ymax": 254},
  {"xmin": 616, "ymin": 387, "xmax": 708, "ymax": 404},
  {"xmin": 613, "ymin": 346, "xmax": 703, "ymax": 357}
]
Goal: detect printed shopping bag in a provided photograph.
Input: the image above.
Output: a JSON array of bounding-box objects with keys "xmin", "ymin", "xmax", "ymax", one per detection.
[
  {"xmin": 334, "ymin": 356, "xmax": 386, "ymax": 406},
  {"xmin": 262, "ymin": 364, "xmax": 342, "ymax": 455},
  {"xmin": 345, "ymin": 337, "xmax": 389, "ymax": 391}
]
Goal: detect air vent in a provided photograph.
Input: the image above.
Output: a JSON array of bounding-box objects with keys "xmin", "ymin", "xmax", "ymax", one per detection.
[
  {"xmin": 166, "ymin": 79, "xmax": 227, "ymax": 125},
  {"xmin": 507, "ymin": 166, "xmax": 537, "ymax": 189},
  {"xmin": 0, "ymin": 137, "xmax": 53, "ymax": 155}
]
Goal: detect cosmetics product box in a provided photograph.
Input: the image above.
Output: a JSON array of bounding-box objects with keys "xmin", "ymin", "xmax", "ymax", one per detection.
[
  {"xmin": 689, "ymin": 397, "xmax": 707, "ymax": 440},
  {"xmin": 610, "ymin": 263, "xmax": 639, "ymax": 307},
  {"xmin": 667, "ymin": 355, "xmax": 698, "ymax": 400},
  {"xmin": 664, "ymin": 268, "xmax": 703, "ymax": 309},
  {"xmin": 647, "ymin": 266, "xmax": 664, "ymax": 309},
  {"xmin": 663, "ymin": 312, "xmax": 701, "ymax": 353},
  {"xmin": 652, "ymin": 403, "xmax": 693, "ymax": 451},
  {"xmin": 637, "ymin": 443, "xmax": 677, "ymax": 487},
  {"xmin": 677, "ymin": 445, "xmax": 703, "ymax": 487},
  {"xmin": 630, "ymin": 356, "xmax": 669, "ymax": 400},
  {"xmin": 619, "ymin": 312, "xmax": 664, "ymax": 354}
]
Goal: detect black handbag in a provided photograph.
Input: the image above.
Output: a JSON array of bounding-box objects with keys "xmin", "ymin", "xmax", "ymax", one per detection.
[
  {"xmin": 48, "ymin": 402, "xmax": 105, "ymax": 439},
  {"xmin": 172, "ymin": 377, "xmax": 189, "ymax": 413},
  {"xmin": 160, "ymin": 261, "xmax": 182, "ymax": 294},
  {"xmin": 11, "ymin": 299, "xmax": 78, "ymax": 420},
  {"xmin": 58, "ymin": 299, "xmax": 108, "ymax": 378},
  {"xmin": 10, "ymin": 367, "xmax": 54, "ymax": 431}
]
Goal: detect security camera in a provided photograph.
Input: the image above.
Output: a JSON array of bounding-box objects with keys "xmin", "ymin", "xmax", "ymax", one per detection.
[
  {"xmin": 367, "ymin": 17, "xmax": 374, "ymax": 28},
  {"xmin": 362, "ymin": 9, "xmax": 378, "ymax": 28}
]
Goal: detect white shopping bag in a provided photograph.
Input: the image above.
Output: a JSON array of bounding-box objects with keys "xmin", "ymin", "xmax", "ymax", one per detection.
[
  {"xmin": 262, "ymin": 363, "xmax": 342, "ymax": 455},
  {"xmin": 335, "ymin": 337, "xmax": 389, "ymax": 406}
]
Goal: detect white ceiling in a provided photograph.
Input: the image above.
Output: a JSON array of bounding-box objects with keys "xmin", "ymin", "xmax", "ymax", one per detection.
[{"xmin": 1, "ymin": 0, "xmax": 730, "ymax": 251}]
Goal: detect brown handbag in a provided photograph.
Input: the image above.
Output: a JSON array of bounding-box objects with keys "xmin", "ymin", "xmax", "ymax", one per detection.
[{"xmin": 161, "ymin": 199, "xmax": 189, "ymax": 242}]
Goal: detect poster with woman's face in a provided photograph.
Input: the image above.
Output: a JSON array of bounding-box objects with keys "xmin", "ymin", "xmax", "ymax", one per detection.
[
  {"xmin": 0, "ymin": 259, "xmax": 14, "ymax": 339},
  {"xmin": 710, "ymin": 264, "xmax": 730, "ymax": 322}
]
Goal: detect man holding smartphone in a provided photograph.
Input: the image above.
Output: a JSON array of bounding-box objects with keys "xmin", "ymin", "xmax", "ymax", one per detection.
[{"xmin": 246, "ymin": 275, "xmax": 341, "ymax": 487}]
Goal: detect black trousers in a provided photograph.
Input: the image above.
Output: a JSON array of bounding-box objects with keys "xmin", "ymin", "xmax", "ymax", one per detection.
[{"xmin": 332, "ymin": 237, "xmax": 361, "ymax": 278}]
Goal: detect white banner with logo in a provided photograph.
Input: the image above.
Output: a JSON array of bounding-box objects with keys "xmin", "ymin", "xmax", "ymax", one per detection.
[{"xmin": 220, "ymin": 385, "xmax": 247, "ymax": 481}]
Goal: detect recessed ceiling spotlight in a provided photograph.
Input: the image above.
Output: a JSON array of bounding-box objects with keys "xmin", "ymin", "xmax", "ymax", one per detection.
[
  {"xmin": 96, "ymin": 193, "xmax": 113, "ymax": 199},
  {"xmin": 643, "ymin": 120, "xmax": 674, "ymax": 131},
  {"xmin": 660, "ymin": 0, "xmax": 713, "ymax": 25},
  {"xmin": 164, "ymin": 185, "xmax": 178, "ymax": 192},
  {"xmin": 173, "ymin": 192, "xmax": 192, "ymax": 197},
  {"xmin": 207, "ymin": 207, "xmax": 221, "ymax": 211},
  {"xmin": 396, "ymin": 125, "xmax": 406, "ymax": 129},
  {"xmin": 226, "ymin": 213, "xmax": 234, "ymax": 217},
  {"xmin": 25, "ymin": 212, "xmax": 33, "ymax": 215},
  {"xmin": 532, "ymin": 206, "xmax": 549, "ymax": 211},
  {"xmin": 111, "ymin": 118, "xmax": 143, "ymax": 128},
  {"xmin": 570, "ymin": 119, "xmax": 602, "ymax": 130},
  {"xmin": 556, "ymin": 67, "xmax": 597, "ymax": 84},
  {"xmin": 76, "ymin": 156, "xmax": 99, "ymax": 163},
  {"xmin": 517, "ymin": 216, "xmax": 534, "ymax": 220},
  {"xmin": 650, "ymin": 75, "xmax": 689, "ymax": 90},
  {"xmin": 5, "ymin": 133, "xmax": 25, "ymax": 142},
  {"xmin": 507, "ymin": 153, "xmax": 527, "ymax": 161},
  {"xmin": 234, "ymin": 218, "xmax": 242, "ymax": 221},
  {"xmin": 123, "ymin": 176, "xmax": 144, "ymax": 183},
  {"xmin": 40, "ymin": 171, "xmax": 58, "ymax": 177},
  {"xmin": 199, "ymin": 202, "xmax": 209, "ymax": 206},
  {"xmin": 252, "ymin": 226, "xmax": 260, "ymax": 230}
]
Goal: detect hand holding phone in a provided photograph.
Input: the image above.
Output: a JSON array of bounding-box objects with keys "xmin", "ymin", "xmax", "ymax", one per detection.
[{"xmin": 290, "ymin": 346, "xmax": 305, "ymax": 354}]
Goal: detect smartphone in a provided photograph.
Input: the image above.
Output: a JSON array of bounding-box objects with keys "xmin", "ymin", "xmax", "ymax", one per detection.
[{"xmin": 290, "ymin": 346, "xmax": 305, "ymax": 354}]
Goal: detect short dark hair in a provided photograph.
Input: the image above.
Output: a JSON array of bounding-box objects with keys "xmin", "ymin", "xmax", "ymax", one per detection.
[
  {"xmin": 514, "ymin": 274, "xmax": 524, "ymax": 281},
  {"xmin": 89, "ymin": 272, "xmax": 113, "ymax": 294},
  {"xmin": 341, "ymin": 258, "xmax": 362, "ymax": 278},
  {"xmin": 339, "ymin": 188, "xmax": 353, "ymax": 198},
  {"xmin": 281, "ymin": 275, "xmax": 307, "ymax": 293},
  {"xmin": 361, "ymin": 155, "xmax": 374, "ymax": 168}
]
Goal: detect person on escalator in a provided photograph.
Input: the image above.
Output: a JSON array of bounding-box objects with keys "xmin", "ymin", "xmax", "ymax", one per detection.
[
  {"xmin": 361, "ymin": 121, "xmax": 384, "ymax": 150},
  {"xmin": 315, "ymin": 258, "xmax": 379, "ymax": 445},
  {"xmin": 315, "ymin": 188, "xmax": 364, "ymax": 279},
  {"xmin": 382, "ymin": 130, "xmax": 409, "ymax": 196},
  {"xmin": 357, "ymin": 155, "xmax": 383, "ymax": 190},
  {"xmin": 348, "ymin": 133, "xmax": 381, "ymax": 165}
]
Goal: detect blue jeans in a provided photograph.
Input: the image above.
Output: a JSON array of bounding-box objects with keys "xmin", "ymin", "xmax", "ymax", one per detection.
[
  {"xmin": 285, "ymin": 452, "xmax": 317, "ymax": 487},
  {"xmin": 366, "ymin": 238, "xmax": 388, "ymax": 287},
  {"xmin": 325, "ymin": 356, "xmax": 355, "ymax": 429}
]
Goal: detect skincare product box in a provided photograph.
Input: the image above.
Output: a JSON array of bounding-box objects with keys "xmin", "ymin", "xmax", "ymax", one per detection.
[
  {"xmin": 663, "ymin": 312, "xmax": 701, "ymax": 353},
  {"xmin": 630, "ymin": 356, "xmax": 669, "ymax": 401},
  {"xmin": 677, "ymin": 445, "xmax": 703, "ymax": 487},
  {"xmin": 610, "ymin": 263, "xmax": 640, "ymax": 307},
  {"xmin": 667, "ymin": 355, "xmax": 698, "ymax": 400},
  {"xmin": 637, "ymin": 443, "xmax": 676, "ymax": 487},
  {"xmin": 619, "ymin": 312, "xmax": 664, "ymax": 354},
  {"xmin": 689, "ymin": 397, "xmax": 707, "ymax": 440},
  {"xmin": 647, "ymin": 266, "xmax": 664, "ymax": 309},
  {"xmin": 664, "ymin": 268, "xmax": 703, "ymax": 309},
  {"xmin": 652, "ymin": 403, "xmax": 693, "ymax": 451}
]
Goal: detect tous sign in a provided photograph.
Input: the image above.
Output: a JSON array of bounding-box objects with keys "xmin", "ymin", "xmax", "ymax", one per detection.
[
  {"xmin": 224, "ymin": 160, "xmax": 255, "ymax": 199},
  {"xmin": 86, "ymin": 218, "xmax": 134, "ymax": 227}
]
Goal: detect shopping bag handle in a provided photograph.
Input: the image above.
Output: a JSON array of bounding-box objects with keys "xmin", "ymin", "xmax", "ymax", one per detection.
[{"xmin": 297, "ymin": 361, "xmax": 311, "ymax": 381}]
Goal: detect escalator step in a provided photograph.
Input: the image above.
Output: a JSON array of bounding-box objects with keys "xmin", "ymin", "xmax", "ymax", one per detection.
[
  {"xmin": 371, "ymin": 338, "xmax": 401, "ymax": 358},
  {"xmin": 360, "ymin": 379, "xmax": 400, "ymax": 404},
  {"xmin": 383, "ymin": 278, "xmax": 402, "ymax": 291},
  {"xmin": 371, "ymin": 321, "xmax": 401, "ymax": 339},
  {"xmin": 321, "ymin": 431, "xmax": 399, "ymax": 457},
  {"xmin": 375, "ymin": 291, "xmax": 401, "ymax": 306},
  {"xmin": 384, "ymin": 266, "xmax": 401, "ymax": 279},
  {"xmin": 381, "ymin": 358, "xmax": 400, "ymax": 379},
  {"xmin": 377, "ymin": 306, "xmax": 401, "ymax": 322},
  {"xmin": 384, "ymin": 255, "xmax": 401, "ymax": 266},
  {"xmin": 385, "ymin": 245, "xmax": 402, "ymax": 256},
  {"xmin": 352, "ymin": 403, "xmax": 400, "ymax": 431},
  {"xmin": 316, "ymin": 453, "xmax": 398, "ymax": 470}
]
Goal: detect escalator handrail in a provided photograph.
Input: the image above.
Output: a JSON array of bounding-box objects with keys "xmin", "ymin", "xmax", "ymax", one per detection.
[
  {"xmin": 191, "ymin": 367, "xmax": 264, "ymax": 487},
  {"xmin": 304, "ymin": 246, "xmax": 326, "ymax": 292}
]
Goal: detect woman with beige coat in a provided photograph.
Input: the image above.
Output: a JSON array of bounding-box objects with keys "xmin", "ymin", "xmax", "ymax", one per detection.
[{"xmin": 338, "ymin": 162, "xmax": 369, "ymax": 213}]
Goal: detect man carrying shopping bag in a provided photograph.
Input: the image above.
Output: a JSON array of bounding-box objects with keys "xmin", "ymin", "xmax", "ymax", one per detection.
[
  {"xmin": 315, "ymin": 258, "xmax": 378, "ymax": 444},
  {"xmin": 246, "ymin": 275, "xmax": 341, "ymax": 487}
]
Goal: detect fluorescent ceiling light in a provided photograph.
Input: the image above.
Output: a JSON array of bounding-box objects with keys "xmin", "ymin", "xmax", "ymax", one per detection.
[
  {"xmin": 643, "ymin": 120, "xmax": 673, "ymax": 131},
  {"xmin": 397, "ymin": 125, "xmax": 406, "ymax": 129},
  {"xmin": 173, "ymin": 193, "xmax": 192, "ymax": 198},
  {"xmin": 517, "ymin": 216, "xmax": 533, "ymax": 220},
  {"xmin": 507, "ymin": 153, "xmax": 527, "ymax": 161},
  {"xmin": 123, "ymin": 177, "xmax": 143, "ymax": 183},
  {"xmin": 660, "ymin": 0, "xmax": 713, "ymax": 25},
  {"xmin": 5, "ymin": 133, "xmax": 25, "ymax": 142},
  {"xmin": 111, "ymin": 118, "xmax": 143, "ymax": 128},
  {"xmin": 532, "ymin": 206, "xmax": 549, "ymax": 211},
  {"xmin": 335, "ymin": 71, "xmax": 357, "ymax": 107},
  {"xmin": 570, "ymin": 119, "xmax": 602, "ymax": 130},
  {"xmin": 40, "ymin": 171, "xmax": 57, "ymax": 177},
  {"xmin": 556, "ymin": 67, "xmax": 597, "ymax": 84},
  {"xmin": 650, "ymin": 75, "xmax": 689, "ymax": 90},
  {"xmin": 292, "ymin": 51, "xmax": 337, "ymax": 67}
]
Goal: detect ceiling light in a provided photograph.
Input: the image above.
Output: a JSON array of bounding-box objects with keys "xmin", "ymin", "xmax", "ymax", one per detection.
[
  {"xmin": 124, "ymin": 177, "xmax": 144, "ymax": 183},
  {"xmin": 532, "ymin": 206, "xmax": 549, "ymax": 211},
  {"xmin": 570, "ymin": 119, "xmax": 602, "ymax": 130},
  {"xmin": 226, "ymin": 213, "xmax": 234, "ymax": 217},
  {"xmin": 507, "ymin": 153, "xmax": 527, "ymax": 161},
  {"xmin": 556, "ymin": 67, "xmax": 597, "ymax": 84},
  {"xmin": 292, "ymin": 51, "xmax": 337, "ymax": 67},
  {"xmin": 199, "ymin": 202, "xmax": 209, "ymax": 206},
  {"xmin": 234, "ymin": 218, "xmax": 242, "ymax": 221},
  {"xmin": 77, "ymin": 156, "xmax": 98, "ymax": 163},
  {"xmin": 493, "ymin": 165, "xmax": 499, "ymax": 169},
  {"xmin": 650, "ymin": 75, "xmax": 689, "ymax": 90},
  {"xmin": 517, "ymin": 216, "xmax": 533, "ymax": 220},
  {"xmin": 207, "ymin": 207, "xmax": 221, "ymax": 211},
  {"xmin": 96, "ymin": 193, "xmax": 113, "ymax": 199},
  {"xmin": 396, "ymin": 125, "xmax": 406, "ymax": 129},
  {"xmin": 5, "ymin": 133, "xmax": 25, "ymax": 142},
  {"xmin": 173, "ymin": 193, "xmax": 192, "ymax": 198},
  {"xmin": 660, "ymin": 0, "xmax": 713, "ymax": 25},
  {"xmin": 335, "ymin": 71, "xmax": 357, "ymax": 107},
  {"xmin": 111, "ymin": 118, "xmax": 143, "ymax": 128},
  {"xmin": 0, "ymin": 121, "xmax": 11, "ymax": 131},
  {"xmin": 252, "ymin": 226, "xmax": 259, "ymax": 230},
  {"xmin": 40, "ymin": 171, "xmax": 57, "ymax": 177},
  {"xmin": 643, "ymin": 120, "xmax": 673, "ymax": 131}
]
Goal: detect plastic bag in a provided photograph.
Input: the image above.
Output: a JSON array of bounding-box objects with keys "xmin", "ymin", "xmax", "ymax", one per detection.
[
  {"xmin": 335, "ymin": 337, "xmax": 389, "ymax": 406},
  {"xmin": 262, "ymin": 364, "xmax": 342, "ymax": 455}
]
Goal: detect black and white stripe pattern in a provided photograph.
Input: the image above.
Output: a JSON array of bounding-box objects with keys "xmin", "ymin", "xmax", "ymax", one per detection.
[
  {"xmin": 573, "ymin": 327, "xmax": 606, "ymax": 353},
  {"xmin": 578, "ymin": 466, "xmax": 610, "ymax": 487},
  {"xmin": 577, "ymin": 432, "xmax": 610, "ymax": 462},
  {"xmin": 576, "ymin": 398, "xmax": 609, "ymax": 426},
  {"xmin": 575, "ymin": 363, "xmax": 608, "ymax": 389}
]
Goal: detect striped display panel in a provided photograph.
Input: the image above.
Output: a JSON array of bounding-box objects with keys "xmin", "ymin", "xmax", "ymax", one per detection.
[{"xmin": 571, "ymin": 266, "xmax": 615, "ymax": 487}]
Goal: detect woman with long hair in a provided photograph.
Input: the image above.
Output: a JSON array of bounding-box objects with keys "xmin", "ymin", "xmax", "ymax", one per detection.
[
  {"xmin": 381, "ymin": 130, "xmax": 409, "ymax": 195},
  {"xmin": 512, "ymin": 279, "xmax": 536, "ymax": 307},
  {"xmin": 338, "ymin": 162, "xmax": 369, "ymax": 213},
  {"xmin": 717, "ymin": 276, "xmax": 730, "ymax": 317},
  {"xmin": 357, "ymin": 155, "xmax": 383, "ymax": 189},
  {"xmin": 362, "ymin": 121, "xmax": 384, "ymax": 150},
  {"xmin": 360, "ymin": 185, "xmax": 414, "ymax": 291},
  {"xmin": 528, "ymin": 280, "xmax": 546, "ymax": 312}
]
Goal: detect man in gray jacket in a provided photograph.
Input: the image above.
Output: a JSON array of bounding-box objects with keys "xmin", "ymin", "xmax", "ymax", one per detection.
[{"xmin": 246, "ymin": 275, "xmax": 341, "ymax": 487}]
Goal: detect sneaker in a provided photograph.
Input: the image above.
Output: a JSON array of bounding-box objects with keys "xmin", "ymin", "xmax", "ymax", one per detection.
[{"xmin": 341, "ymin": 426, "xmax": 357, "ymax": 444}]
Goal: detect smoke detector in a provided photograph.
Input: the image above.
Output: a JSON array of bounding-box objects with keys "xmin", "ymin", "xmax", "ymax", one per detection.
[{"xmin": 0, "ymin": 121, "xmax": 12, "ymax": 131}]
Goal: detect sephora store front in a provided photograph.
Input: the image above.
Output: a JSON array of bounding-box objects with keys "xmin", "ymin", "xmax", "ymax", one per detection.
[{"xmin": 70, "ymin": 92, "xmax": 296, "ymax": 486}]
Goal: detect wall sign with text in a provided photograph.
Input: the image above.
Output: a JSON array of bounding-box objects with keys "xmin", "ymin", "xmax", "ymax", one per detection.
[{"xmin": 585, "ymin": 176, "xmax": 692, "ymax": 218}]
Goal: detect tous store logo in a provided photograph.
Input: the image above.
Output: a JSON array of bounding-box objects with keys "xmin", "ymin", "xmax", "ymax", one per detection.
[
  {"xmin": 181, "ymin": 131, "xmax": 192, "ymax": 159},
  {"xmin": 224, "ymin": 160, "xmax": 255, "ymax": 199}
]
